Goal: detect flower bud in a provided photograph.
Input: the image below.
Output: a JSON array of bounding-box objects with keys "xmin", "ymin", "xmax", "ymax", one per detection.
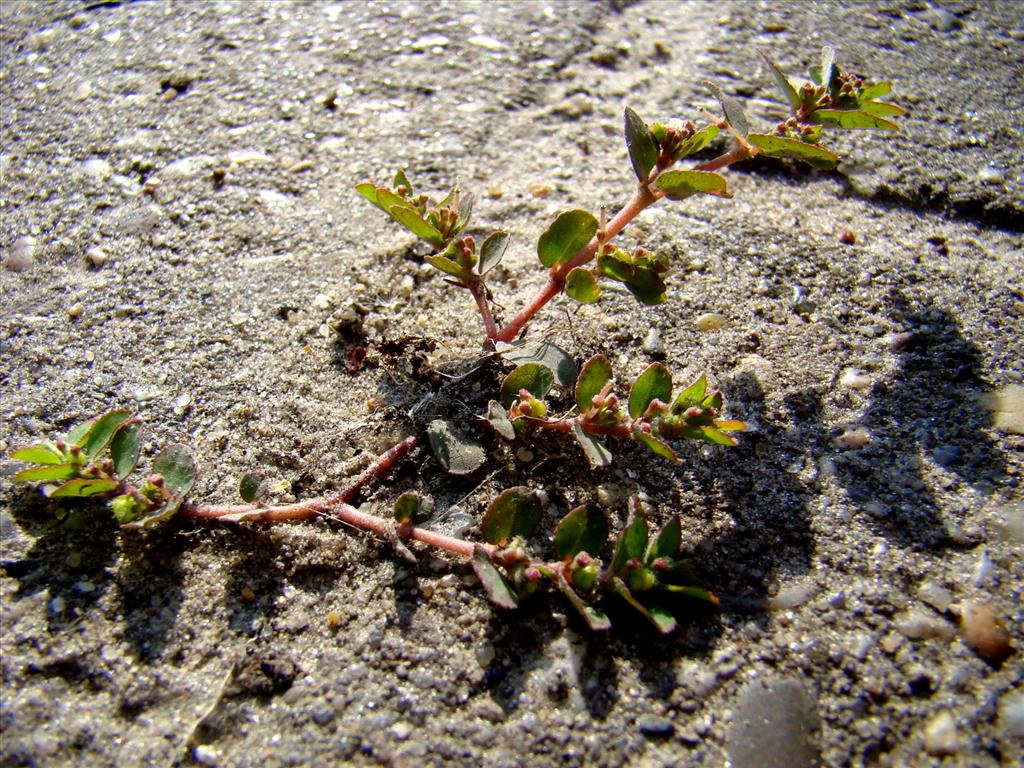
[{"xmin": 572, "ymin": 563, "xmax": 599, "ymax": 593}]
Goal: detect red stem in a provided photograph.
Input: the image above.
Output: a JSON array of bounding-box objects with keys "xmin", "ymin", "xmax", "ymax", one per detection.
[{"xmin": 180, "ymin": 435, "xmax": 418, "ymax": 522}]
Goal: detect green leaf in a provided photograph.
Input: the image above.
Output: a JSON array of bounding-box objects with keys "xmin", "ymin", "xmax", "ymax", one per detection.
[
  {"xmin": 673, "ymin": 374, "xmax": 708, "ymax": 411},
  {"xmin": 481, "ymin": 487, "xmax": 543, "ymax": 546},
  {"xmin": 472, "ymin": 545, "xmax": 519, "ymax": 609},
  {"xmin": 500, "ymin": 363, "xmax": 554, "ymax": 409},
  {"xmin": 13, "ymin": 463, "xmax": 80, "ymax": 483},
  {"xmin": 705, "ymin": 81, "xmax": 749, "ymax": 137},
  {"xmin": 555, "ymin": 570, "xmax": 611, "ymax": 631},
  {"xmin": 674, "ymin": 124, "xmax": 721, "ymax": 159},
  {"xmin": 565, "ymin": 268, "xmax": 601, "ymax": 303},
  {"xmin": 355, "ymin": 182, "xmax": 383, "ymax": 210},
  {"xmin": 537, "ymin": 210, "xmax": 598, "ymax": 268},
  {"xmin": 628, "ymin": 363, "xmax": 673, "ymax": 419},
  {"xmin": 393, "ymin": 491, "xmax": 433, "ymax": 525},
  {"xmin": 48, "ymin": 478, "xmax": 118, "ymax": 498},
  {"xmin": 66, "ymin": 419, "xmax": 93, "ymax": 446},
  {"xmin": 389, "ymin": 205, "xmax": 446, "ymax": 246},
  {"xmin": 393, "ymin": 169, "xmax": 412, "ymax": 191},
  {"xmin": 759, "ymin": 48, "xmax": 800, "ymax": 111},
  {"xmin": 425, "ymin": 252, "xmax": 467, "ymax": 278},
  {"xmin": 484, "ymin": 400, "xmax": 516, "ymax": 441},
  {"xmin": 120, "ymin": 498, "xmax": 183, "ymax": 530},
  {"xmin": 859, "ymin": 81, "xmax": 892, "ymax": 100},
  {"xmin": 110, "ymin": 423, "xmax": 141, "ymax": 478},
  {"xmin": 661, "ymin": 583, "xmax": 719, "ymax": 604},
  {"xmin": 611, "ymin": 504, "xmax": 648, "ymax": 574},
  {"xmin": 655, "ymin": 169, "xmax": 730, "ymax": 200},
  {"xmin": 692, "ymin": 426, "xmax": 738, "ymax": 446},
  {"xmin": 810, "ymin": 108, "xmax": 900, "ymax": 131},
  {"xmin": 426, "ymin": 419, "xmax": 486, "ymax": 475},
  {"xmin": 856, "ymin": 99, "xmax": 906, "ymax": 118},
  {"xmin": 747, "ymin": 133, "xmax": 840, "ymax": 170},
  {"xmin": 152, "ymin": 444, "xmax": 197, "ymax": 496},
  {"xmin": 478, "ymin": 231, "xmax": 510, "ymax": 275},
  {"xmin": 497, "ymin": 341, "xmax": 577, "ymax": 387},
  {"xmin": 819, "ymin": 46, "xmax": 836, "ymax": 93},
  {"xmin": 632, "ymin": 427, "xmax": 678, "ymax": 462},
  {"xmin": 571, "ymin": 422, "xmax": 612, "ymax": 468},
  {"xmin": 554, "ymin": 504, "xmax": 609, "ymax": 560},
  {"xmin": 456, "ymin": 191, "xmax": 474, "ymax": 232},
  {"xmin": 596, "ymin": 248, "xmax": 634, "ymax": 282},
  {"xmin": 612, "ymin": 577, "xmax": 676, "ymax": 634},
  {"xmin": 11, "ymin": 442, "xmax": 65, "ymax": 465},
  {"xmin": 646, "ymin": 516, "xmax": 681, "ymax": 563},
  {"xmin": 623, "ymin": 107, "xmax": 659, "ymax": 182},
  {"xmin": 625, "ymin": 267, "xmax": 667, "ymax": 306},
  {"xmin": 238, "ymin": 472, "xmax": 266, "ymax": 503},
  {"xmin": 79, "ymin": 410, "xmax": 132, "ymax": 461},
  {"xmin": 575, "ymin": 354, "xmax": 613, "ymax": 412},
  {"xmin": 714, "ymin": 419, "xmax": 747, "ymax": 432}
]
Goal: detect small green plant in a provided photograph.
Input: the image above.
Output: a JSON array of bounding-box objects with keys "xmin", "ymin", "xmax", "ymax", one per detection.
[{"xmin": 10, "ymin": 48, "xmax": 901, "ymax": 633}]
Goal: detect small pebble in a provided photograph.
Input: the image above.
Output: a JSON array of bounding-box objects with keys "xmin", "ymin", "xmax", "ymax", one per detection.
[
  {"xmin": 839, "ymin": 228, "xmax": 856, "ymax": 245},
  {"xmin": 642, "ymin": 327, "xmax": 665, "ymax": 356},
  {"xmin": 515, "ymin": 447, "xmax": 535, "ymax": 463},
  {"xmin": 932, "ymin": 445, "xmax": 963, "ymax": 467},
  {"xmin": 957, "ymin": 601, "xmax": 1013, "ymax": 663},
  {"xmin": 727, "ymin": 677, "xmax": 820, "ymax": 768},
  {"xmin": 411, "ymin": 34, "xmax": 450, "ymax": 50},
  {"xmin": 81, "ymin": 158, "xmax": 111, "ymax": 178},
  {"xmin": 997, "ymin": 690, "xmax": 1024, "ymax": 739},
  {"xmin": 694, "ymin": 312, "xmax": 727, "ymax": 331},
  {"xmin": 839, "ymin": 369, "xmax": 872, "ymax": 391},
  {"xmin": 467, "ymin": 34, "xmax": 504, "ymax": 50},
  {"xmin": 193, "ymin": 745, "xmax": 220, "ymax": 766},
  {"xmin": 917, "ymin": 581, "xmax": 953, "ymax": 613},
  {"xmin": 790, "ymin": 285, "xmax": 816, "ymax": 316},
  {"xmin": 894, "ymin": 609, "xmax": 954, "ymax": 641},
  {"xmin": 977, "ymin": 166, "xmax": 1004, "ymax": 184},
  {"xmin": 833, "ymin": 427, "xmax": 870, "ymax": 451},
  {"xmin": 527, "ymin": 181, "xmax": 552, "ymax": 198},
  {"xmin": 86, "ymin": 246, "xmax": 108, "ymax": 268},
  {"xmin": 637, "ymin": 714, "xmax": 674, "ymax": 738},
  {"xmin": 923, "ymin": 710, "xmax": 960, "ymax": 756},
  {"xmin": 768, "ymin": 581, "xmax": 818, "ymax": 611},
  {"xmin": 5, "ymin": 236, "xmax": 37, "ymax": 272}
]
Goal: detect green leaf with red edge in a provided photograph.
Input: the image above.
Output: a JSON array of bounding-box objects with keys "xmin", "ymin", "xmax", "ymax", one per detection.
[
  {"xmin": 624, "ymin": 107, "xmax": 659, "ymax": 182},
  {"xmin": 393, "ymin": 169, "xmax": 412, "ymax": 190},
  {"xmin": 611, "ymin": 503, "xmax": 648, "ymax": 574},
  {"xmin": 11, "ymin": 441, "xmax": 65, "ymax": 465},
  {"xmin": 472, "ymin": 545, "xmax": 519, "ymax": 609},
  {"xmin": 500, "ymin": 363, "xmax": 554, "ymax": 409},
  {"xmin": 555, "ymin": 570, "xmax": 611, "ymax": 631},
  {"xmin": 554, "ymin": 504, "xmax": 609, "ymax": 560},
  {"xmin": 624, "ymin": 267, "xmax": 667, "ymax": 306},
  {"xmin": 655, "ymin": 169, "xmax": 730, "ymax": 201},
  {"xmin": 478, "ymin": 231, "xmax": 510, "ymax": 275},
  {"xmin": 565, "ymin": 268, "xmax": 601, "ymax": 303},
  {"xmin": 425, "ymin": 252, "xmax": 467, "ymax": 278},
  {"xmin": 119, "ymin": 497, "xmax": 184, "ymax": 530},
  {"xmin": 688, "ymin": 425, "xmax": 739, "ymax": 446},
  {"xmin": 110, "ymin": 423, "xmax": 141, "ymax": 477},
  {"xmin": 13, "ymin": 463, "xmax": 80, "ymax": 483},
  {"xmin": 632, "ymin": 426, "xmax": 677, "ymax": 461},
  {"xmin": 48, "ymin": 478, "xmax": 119, "ymax": 498},
  {"xmin": 646, "ymin": 516, "xmax": 681, "ymax": 563},
  {"xmin": 389, "ymin": 205, "xmax": 446, "ymax": 246},
  {"xmin": 393, "ymin": 491, "xmax": 433, "ymax": 525},
  {"xmin": 355, "ymin": 182, "xmax": 384, "ymax": 211},
  {"xmin": 673, "ymin": 374, "xmax": 708, "ymax": 411},
  {"xmin": 481, "ymin": 487, "xmax": 543, "ymax": 546},
  {"xmin": 376, "ymin": 187, "xmax": 409, "ymax": 211},
  {"xmin": 628, "ymin": 363, "xmax": 673, "ymax": 419},
  {"xmin": 152, "ymin": 444, "xmax": 196, "ymax": 496},
  {"xmin": 747, "ymin": 134, "xmax": 840, "ymax": 170},
  {"xmin": 612, "ymin": 576, "xmax": 677, "ymax": 634},
  {"xmin": 571, "ymin": 422, "xmax": 612, "ymax": 468},
  {"xmin": 810, "ymin": 108, "xmax": 900, "ymax": 131},
  {"xmin": 662, "ymin": 583, "xmax": 719, "ymax": 604},
  {"xmin": 575, "ymin": 354, "xmax": 613, "ymax": 412},
  {"xmin": 537, "ymin": 210, "xmax": 598, "ymax": 268},
  {"xmin": 66, "ymin": 419, "xmax": 93, "ymax": 446},
  {"xmin": 79, "ymin": 410, "xmax": 132, "ymax": 461}
]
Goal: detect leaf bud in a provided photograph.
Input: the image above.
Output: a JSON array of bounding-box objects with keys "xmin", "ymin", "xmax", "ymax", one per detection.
[
  {"xmin": 572, "ymin": 563, "xmax": 599, "ymax": 593},
  {"xmin": 148, "ymin": 474, "xmax": 166, "ymax": 488},
  {"xmin": 573, "ymin": 551, "xmax": 592, "ymax": 568},
  {"xmin": 628, "ymin": 566, "xmax": 657, "ymax": 593}
]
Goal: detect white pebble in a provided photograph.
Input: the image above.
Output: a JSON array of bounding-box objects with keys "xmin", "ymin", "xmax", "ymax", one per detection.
[
  {"xmin": 923, "ymin": 710, "xmax": 960, "ymax": 756},
  {"xmin": 81, "ymin": 158, "xmax": 111, "ymax": 178},
  {"xmin": 86, "ymin": 246, "xmax": 108, "ymax": 267},
  {"xmin": 642, "ymin": 328, "xmax": 664, "ymax": 355},
  {"xmin": 5, "ymin": 236, "xmax": 37, "ymax": 272},
  {"xmin": 397, "ymin": 274, "xmax": 415, "ymax": 298},
  {"xmin": 467, "ymin": 34, "xmax": 504, "ymax": 50},
  {"xmin": 833, "ymin": 426, "xmax": 870, "ymax": 450},
  {"xmin": 917, "ymin": 581, "xmax": 953, "ymax": 613},
  {"xmin": 977, "ymin": 166, "xmax": 1004, "ymax": 184},
  {"xmin": 312, "ymin": 293, "xmax": 331, "ymax": 310},
  {"xmin": 411, "ymin": 34, "xmax": 450, "ymax": 50},
  {"xmin": 839, "ymin": 369, "xmax": 872, "ymax": 391},
  {"xmin": 894, "ymin": 610, "xmax": 954, "ymax": 641},
  {"xmin": 997, "ymin": 690, "xmax": 1024, "ymax": 739},
  {"xmin": 73, "ymin": 81, "xmax": 93, "ymax": 100},
  {"xmin": 694, "ymin": 312, "xmax": 727, "ymax": 331}
]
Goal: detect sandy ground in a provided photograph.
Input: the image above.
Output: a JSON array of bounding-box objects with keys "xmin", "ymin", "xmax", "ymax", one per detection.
[{"xmin": 1, "ymin": 1, "xmax": 1022, "ymax": 766}]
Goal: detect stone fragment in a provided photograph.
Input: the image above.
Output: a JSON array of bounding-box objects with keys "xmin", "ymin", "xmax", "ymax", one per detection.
[{"xmin": 726, "ymin": 677, "xmax": 820, "ymax": 768}]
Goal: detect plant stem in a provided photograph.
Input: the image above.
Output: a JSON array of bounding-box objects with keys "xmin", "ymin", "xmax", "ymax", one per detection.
[
  {"xmin": 467, "ymin": 276, "xmax": 498, "ymax": 340},
  {"xmin": 532, "ymin": 417, "xmax": 633, "ymax": 439},
  {"xmin": 494, "ymin": 185, "xmax": 657, "ymax": 343},
  {"xmin": 180, "ymin": 435, "xmax": 418, "ymax": 522}
]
